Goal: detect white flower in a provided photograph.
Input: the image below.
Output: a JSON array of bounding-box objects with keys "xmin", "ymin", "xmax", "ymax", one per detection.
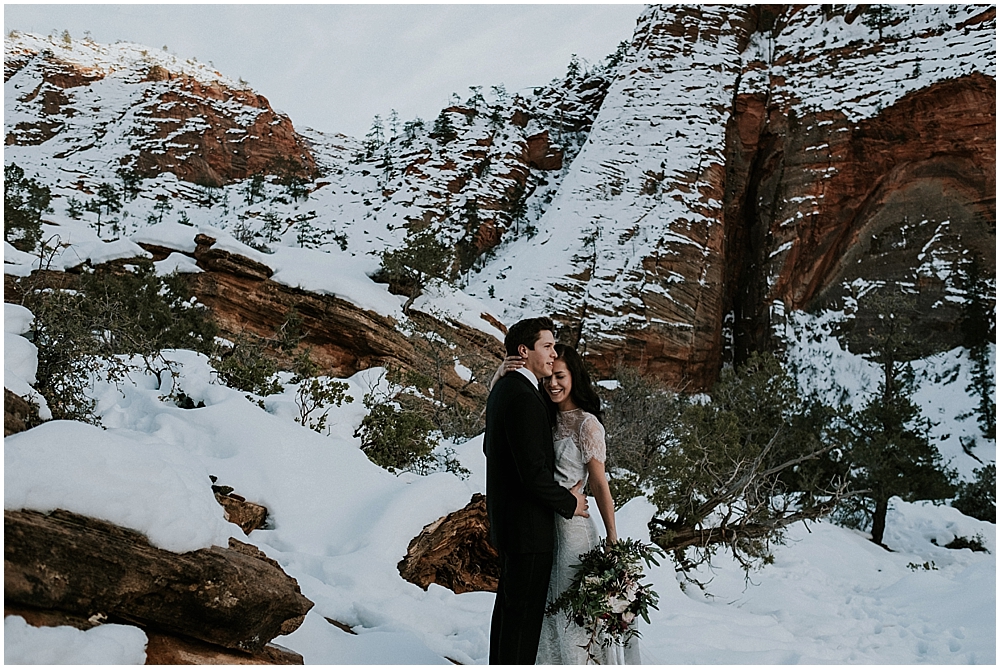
[
  {"xmin": 585, "ymin": 575, "xmax": 601, "ymax": 585},
  {"xmin": 608, "ymin": 595, "xmax": 630, "ymax": 614},
  {"xmin": 622, "ymin": 610, "xmax": 636, "ymax": 624}
]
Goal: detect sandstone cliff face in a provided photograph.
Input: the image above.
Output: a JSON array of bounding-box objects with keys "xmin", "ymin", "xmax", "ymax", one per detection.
[
  {"xmin": 728, "ymin": 6, "xmax": 996, "ymax": 361},
  {"xmin": 4, "ymin": 34, "xmax": 315, "ymax": 186},
  {"xmin": 474, "ymin": 4, "xmax": 995, "ymax": 389}
]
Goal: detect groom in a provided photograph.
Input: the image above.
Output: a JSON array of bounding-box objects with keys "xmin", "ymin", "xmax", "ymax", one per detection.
[{"xmin": 484, "ymin": 316, "xmax": 589, "ymax": 664}]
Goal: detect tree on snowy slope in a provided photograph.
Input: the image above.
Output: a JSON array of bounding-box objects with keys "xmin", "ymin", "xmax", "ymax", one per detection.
[
  {"xmin": 645, "ymin": 353, "xmax": 853, "ymax": 576},
  {"xmin": 4, "ymin": 163, "xmax": 52, "ymax": 251},
  {"xmin": 377, "ymin": 226, "xmax": 451, "ymax": 313},
  {"xmin": 430, "ymin": 110, "xmax": 458, "ymax": 143},
  {"xmin": 838, "ymin": 289, "xmax": 956, "ymax": 547},
  {"xmin": 955, "ymin": 253, "xmax": 996, "ymax": 439}
]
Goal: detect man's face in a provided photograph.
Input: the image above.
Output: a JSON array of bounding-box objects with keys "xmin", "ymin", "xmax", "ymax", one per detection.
[{"xmin": 519, "ymin": 330, "xmax": 557, "ymax": 379}]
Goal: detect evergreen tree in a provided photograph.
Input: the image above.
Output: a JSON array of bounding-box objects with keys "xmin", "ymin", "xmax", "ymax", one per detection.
[
  {"xmin": 840, "ymin": 289, "xmax": 955, "ymax": 546},
  {"xmin": 379, "ymin": 227, "xmax": 451, "ymax": 313},
  {"xmin": 465, "ymin": 86, "xmax": 485, "ymax": 113},
  {"xmin": 430, "ymin": 110, "xmax": 457, "ymax": 144},
  {"xmin": 388, "ymin": 109, "xmax": 400, "ymax": 138},
  {"xmin": 4, "ymin": 163, "xmax": 52, "ymax": 251},
  {"xmin": 860, "ymin": 4, "xmax": 903, "ymax": 40},
  {"xmin": 365, "ymin": 114, "xmax": 385, "ymax": 158},
  {"xmin": 401, "ymin": 118, "xmax": 425, "ymax": 148},
  {"xmin": 152, "ymin": 195, "xmax": 173, "ymax": 224},
  {"xmin": 955, "ymin": 254, "xmax": 996, "ymax": 438},
  {"xmin": 242, "ymin": 173, "xmax": 266, "ymax": 205},
  {"xmin": 115, "ymin": 167, "xmax": 143, "ymax": 200},
  {"xmin": 604, "ymin": 41, "xmax": 630, "ymax": 70},
  {"xmin": 66, "ymin": 196, "xmax": 84, "ymax": 220},
  {"xmin": 953, "ymin": 464, "xmax": 996, "ymax": 523},
  {"xmin": 566, "ymin": 53, "xmax": 582, "ymax": 79}
]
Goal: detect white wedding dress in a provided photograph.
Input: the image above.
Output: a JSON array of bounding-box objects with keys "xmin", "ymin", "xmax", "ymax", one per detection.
[{"xmin": 536, "ymin": 409, "xmax": 641, "ymax": 665}]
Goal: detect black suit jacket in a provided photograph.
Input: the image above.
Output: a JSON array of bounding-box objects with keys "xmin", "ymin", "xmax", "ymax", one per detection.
[{"xmin": 484, "ymin": 371, "xmax": 577, "ymax": 553}]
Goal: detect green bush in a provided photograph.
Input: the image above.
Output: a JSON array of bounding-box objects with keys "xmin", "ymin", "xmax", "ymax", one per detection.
[
  {"xmin": 23, "ymin": 262, "xmax": 216, "ymax": 422},
  {"xmin": 211, "ymin": 334, "xmax": 284, "ymax": 397},
  {"xmin": 5, "ymin": 163, "xmax": 52, "ymax": 251},
  {"xmin": 355, "ymin": 398, "xmax": 439, "ymax": 473},
  {"xmin": 952, "ymin": 464, "xmax": 996, "ymax": 523}
]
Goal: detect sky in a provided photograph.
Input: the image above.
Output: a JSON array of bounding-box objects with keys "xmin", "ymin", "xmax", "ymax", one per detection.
[{"xmin": 4, "ymin": 3, "xmax": 643, "ymax": 138}]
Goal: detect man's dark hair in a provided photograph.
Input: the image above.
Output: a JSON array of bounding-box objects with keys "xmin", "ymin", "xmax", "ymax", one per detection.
[{"xmin": 504, "ymin": 316, "xmax": 555, "ymax": 357}]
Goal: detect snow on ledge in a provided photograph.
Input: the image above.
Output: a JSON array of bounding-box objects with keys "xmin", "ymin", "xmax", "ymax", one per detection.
[{"xmin": 4, "ymin": 420, "xmax": 238, "ymax": 553}]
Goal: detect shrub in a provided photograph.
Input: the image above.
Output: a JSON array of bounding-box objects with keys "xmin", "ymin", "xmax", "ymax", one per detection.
[
  {"xmin": 22, "ymin": 262, "xmax": 216, "ymax": 422},
  {"xmin": 355, "ymin": 396, "xmax": 439, "ymax": 473},
  {"xmin": 211, "ymin": 334, "xmax": 284, "ymax": 397},
  {"xmin": 942, "ymin": 533, "xmax": 989, "ymax": 553},
  {"xmin": 5, "ymin": 163, "xmax": 52, "ymax": 251},
  {"xmin": 952, "ymin": 464, "xmax": 996, "ymax": 523}
]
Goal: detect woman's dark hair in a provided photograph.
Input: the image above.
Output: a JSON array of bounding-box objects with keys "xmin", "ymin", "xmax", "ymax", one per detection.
[{"xmin": 545, "ymin": 343, "xmax": 603, "ymax": 424}]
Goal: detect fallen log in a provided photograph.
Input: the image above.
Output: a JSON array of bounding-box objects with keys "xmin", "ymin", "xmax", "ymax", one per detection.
[
  {"xmin": 4, "ymin": 509, "xmax": 313, "ymax": 653},
  {"xmin": 398, "ymin": 493, "xmax": 499, "ymax": 594}
]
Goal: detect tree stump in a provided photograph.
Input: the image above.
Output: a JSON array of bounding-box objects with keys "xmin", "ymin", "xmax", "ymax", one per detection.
[{"xmin": 397, "ymin": 493, "xmax": 499, "ymax": 594}]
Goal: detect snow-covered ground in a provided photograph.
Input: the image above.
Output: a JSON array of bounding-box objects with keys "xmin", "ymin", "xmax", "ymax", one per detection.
[{"xmin": 3, "ymin": 324, "xmax": 995, "ymax": 664}]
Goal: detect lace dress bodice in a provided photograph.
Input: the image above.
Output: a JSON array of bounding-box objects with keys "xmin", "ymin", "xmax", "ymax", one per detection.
[{"xmin": 551, "ymin": 409, "xmax": 606, "ymax": 491}]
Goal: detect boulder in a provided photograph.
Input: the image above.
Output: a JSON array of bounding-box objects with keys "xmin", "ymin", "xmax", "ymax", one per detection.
[
  {"xmin": 4, "ymin": 509, "xmax": 313, "ymax": 653},
  {"xmin": 5, "ymin": 605, "xmax": 303, "ymax": 665},
  {"xmin": 4, "ymin": 388, "xmax": 37, "ymax": 437},
  {"xmin": 215, "ymin": 492, "xmax": 269, "ymax": 536},
  {"xmin": 398, "ymin": 493, "xmax": 499, "ymax": 594}
]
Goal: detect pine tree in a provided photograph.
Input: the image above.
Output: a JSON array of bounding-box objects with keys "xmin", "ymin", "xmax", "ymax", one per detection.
[
  {"xmin": 955, "ymin": 254, "xmax": 996, "ymax": 438},
  {"xmin": 430, "ymin": 110, "xmax": 457, "ymax": 144},
  {"xmin": 4, "ymin": 163, "xmax": 52, "ymax": 251},
  {"xmin": 242, "ymin": 173, "xmax": 266, "ymax": 205},
  {"xmin": 379, "ymin": 227, "xmax": 451, "ymax": 313},
  {"xmin": 115, "ymin": 168, "xmax": 142, "ymax": 200},
  {"xmin": 840, "ymin": 289, "xmax": 955, "ymax": 546},
  {"xmin": 365, "ymin": 114, "xmax": 385, "ymax": 158}
]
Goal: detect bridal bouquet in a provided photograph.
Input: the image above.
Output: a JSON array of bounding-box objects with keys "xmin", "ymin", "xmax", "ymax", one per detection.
[{"xmin": 546, "ymin": 538, "xmax": 664, "ymax": 654}]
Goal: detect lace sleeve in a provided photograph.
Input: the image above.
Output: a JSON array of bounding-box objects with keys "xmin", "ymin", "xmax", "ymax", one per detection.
[{"xmin": 578, "ymin": 413, "xmax": 607, "ymax": 464}]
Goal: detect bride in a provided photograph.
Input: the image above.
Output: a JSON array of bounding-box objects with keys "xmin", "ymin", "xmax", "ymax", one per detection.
[{"xmin": 493, "ymin": 343, "xmax": 640, "ymax": 665}]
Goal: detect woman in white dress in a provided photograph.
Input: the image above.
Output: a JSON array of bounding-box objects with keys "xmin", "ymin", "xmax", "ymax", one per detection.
[{"xmin": 493, "ymin": 344, "xmax": 639, "ymax": 665}]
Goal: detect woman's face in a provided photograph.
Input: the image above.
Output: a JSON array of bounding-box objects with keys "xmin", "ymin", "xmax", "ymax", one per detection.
[{"xmin": 544, "ymin": 358, "xmax": 574, "ymax": 408}]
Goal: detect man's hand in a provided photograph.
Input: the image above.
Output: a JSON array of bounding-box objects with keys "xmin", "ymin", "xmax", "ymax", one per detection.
[{"xmin": 570, "ymin": 480, "xmax": 590, "ymax": 518}]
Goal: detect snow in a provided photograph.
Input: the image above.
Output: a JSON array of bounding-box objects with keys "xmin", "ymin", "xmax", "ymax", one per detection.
[
  {"xmin": 5, "ymin": 419, "xmax": 240, "ymax": 553},
  {"xmin": 4, "ymin": 616, "xmax": 148, "ymax": 665},
  {"xmin": 131, "ymin": 220, "xmax": 199, "ymax": 253},
  {"xmin": 267, "ymin": 245, "xmax": 403, "ymax": 319},
  {"xmin": 4, "ymin": 303, "xmax": 51, "ymax": 420},
  {"xmin": 4, "ymin": 344, "xmax": 994, "ymax": 664}
]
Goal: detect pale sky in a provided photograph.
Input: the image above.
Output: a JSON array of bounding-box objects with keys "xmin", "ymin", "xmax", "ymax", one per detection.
[{"xmin": 4, "ymin": 4, "xmax": 643, "ymax": 138}]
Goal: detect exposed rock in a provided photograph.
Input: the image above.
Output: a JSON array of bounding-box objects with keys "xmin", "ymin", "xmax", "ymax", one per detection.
[
  {"xmin": 4, "ymin": 388, "xmax": 37, "ymax": 437},
  {"xmin": 5, "ymin": 508, "xmax": 313, "ymax": 653},
  {"xmin": 525, "ymin": 129, "xmax": 563, "ymax": 171},
  {"xmin": 6, "ymin": 605, "xmax": 303, "ymax": 665},
  {"xmin": 4, "ymin": 36, "xmax": 316, "ymax": 186},
  {"xmin": 398, "ymin": 493, "xmax": 499, "ymax": 594},
  {"xmin": 215, "ymin": 493, "xmax": 269, "ymax": 536},
  {"xmin": 144, "ymin": 633, "xmax": 303, "ymax": 665}
]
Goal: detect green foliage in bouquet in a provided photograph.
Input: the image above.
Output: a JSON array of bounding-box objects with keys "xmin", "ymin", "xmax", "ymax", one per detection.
[{"xmin": 545, "ymin": 538, "xmax": 664, "ymax": 661}]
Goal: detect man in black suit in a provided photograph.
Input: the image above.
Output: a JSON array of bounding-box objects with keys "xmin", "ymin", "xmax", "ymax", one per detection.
[{"xmin": 484, "ymin": 316, "xmax": 589, "ymax": 664}]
